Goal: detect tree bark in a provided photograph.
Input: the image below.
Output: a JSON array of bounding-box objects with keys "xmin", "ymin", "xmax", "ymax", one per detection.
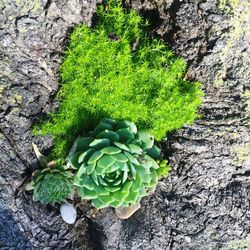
[{"xmin": 0, "ymin": 0, "xmax": 249, "ymax": 249}]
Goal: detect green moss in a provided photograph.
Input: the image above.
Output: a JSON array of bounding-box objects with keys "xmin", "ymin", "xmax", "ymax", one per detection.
[
  {"xmin": 15, "ymin": 94, "xmax": 22, "ymax": 102},
  {"xmin": 12, "ymin": 107, "xmax": 19, "ymax": 113},
  {"xmin": 218, "ymin": 0, "xmax": 240, "ymax": 12},
  {"xmin": 215, "ymin": 0, "xmax": 250, "ymax": 86},
  {"xmin": 231, "ymin": 93, "xmax": 250, "ymax": 166},
  {"xmin": 230, "ymin": 87, "xmax": 250, "ymax": 166},
  {"xmin": 214, "ymin": 71, "xmax": 225, "ymax": 86},
  {"xmin": 7, "ymin": 96, "xmax": 17, "ymax": 105},
  {"xmin": 0, "ymin": 85, "xmax": 5, "ymax": 97},
  {"xmin": 19, "ymin": 26, "xmax": 28, "ymax": 33},
  {"xmin": 227, "ymin": 236, "xmax": 250, "ymax": 249},
  {"xmin": 16, "ymin": 0, "xmax": 41, "ymax": 15},
  {"xmin": 34, "ymin": 0, "xmax": 202, "ymax": 158},
  {"xmin": 245, "ymin": 90, "xmax": 250, "ymax": 126},
  {"xmin": 245, "ymin": 90, "xmax": 250, "ymax": 112},
  {"xmin": 232, "ymin": 142, "xmax": 250, "ymax": 167}
]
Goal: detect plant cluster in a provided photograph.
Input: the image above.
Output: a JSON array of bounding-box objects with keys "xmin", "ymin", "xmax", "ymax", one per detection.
[
  {"xmin": 30, "ymin": 0, "xmax": 202, "ymax": 210},
  {"xmin": 68, "ymin": 118, "xmax": 170, "ymax": 208},
  {"xmin": 30, "ymin": 119, "xmax": 170, "ymax": 207},
  {"xmin": 29, "ymin": 165, "xmax": 73, "ymax": 204},
  {"xmin": 34, "ymin": 0, "xmax": 202, "ymax": 159}
]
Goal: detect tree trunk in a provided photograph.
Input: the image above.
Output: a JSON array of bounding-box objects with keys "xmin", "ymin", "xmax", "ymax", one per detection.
[{"xmin": 0, "ymin": 0, "xmax": 249, "ymax": 249}]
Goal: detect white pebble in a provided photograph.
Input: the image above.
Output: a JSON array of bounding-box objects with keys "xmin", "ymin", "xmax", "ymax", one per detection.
[{"xmin": 60, "ymin": 204, "xmax": 77, "ymax": 224}]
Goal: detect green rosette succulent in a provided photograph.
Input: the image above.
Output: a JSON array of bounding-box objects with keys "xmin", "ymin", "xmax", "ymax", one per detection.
[
  {"xmin": 68, "ymin": 118, "xmax": 171, "ymax": 208},
  {"xmin": 29, "ymin": 165, "xmax": 73, "ymax": 204}
]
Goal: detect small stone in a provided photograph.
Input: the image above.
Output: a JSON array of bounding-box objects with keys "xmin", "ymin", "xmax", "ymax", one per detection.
[
  {"xmin": 60, "ymin": 204, "xmax": 77, "ymax": 224},
  {"xmin": 115, "ymin": 202, "xmax": 141, "ymax": 219}
]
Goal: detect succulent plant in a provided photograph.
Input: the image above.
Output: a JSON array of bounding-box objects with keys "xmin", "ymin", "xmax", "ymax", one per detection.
[
  {"xmin": 29, "ymin": 165, "xmax": 73, "ymax": 204},
  {"xmin": 67, "ymin": 118, "xmax": 171, "ymax": 208}
]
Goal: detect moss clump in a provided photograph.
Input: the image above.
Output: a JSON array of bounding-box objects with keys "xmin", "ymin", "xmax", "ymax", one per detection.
[
  {"xmin": 217, "ymin": 0, "xmax": 240, "ymax": 12},
  {"xmin": 227, "ymin": 236, "xmax": 250, "ymax": 250},
  {"xmin": 34, "ymin": 0, "xmax": 202, "ymax": 158}
]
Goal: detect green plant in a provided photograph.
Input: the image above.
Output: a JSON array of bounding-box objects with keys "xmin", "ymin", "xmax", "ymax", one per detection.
[
  {"xmin": 218, "ymin": 0, "xmax": 240, "ymax": 11},
  {"xmin": 34, "ymin": 0, "xmax": 202, "ymax": 158},
  {"xmin": 67, "ymin": 118, "xmax": 170, "ymax": 208},
  {"xmin": 29, "ymin": 165, "xmax": 73, "ymax": 204}
]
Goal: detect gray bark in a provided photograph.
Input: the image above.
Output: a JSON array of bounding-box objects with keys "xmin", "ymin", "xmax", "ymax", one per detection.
[{"xmin": 0, "ymin": 0, "xmax": 249, "ymax": 249}]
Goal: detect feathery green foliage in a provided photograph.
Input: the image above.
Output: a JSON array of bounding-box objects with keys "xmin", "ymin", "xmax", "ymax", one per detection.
[
  {"xmin": 68, "ymin": 118, "xmax": 171, "ymax": 208},
  {"xmin": 29, "ymin": 166, "xmax": 73, "ymax": 204},
  {"xmin": 34, "ymin": 0, "xmax": 202, "ymax": 158}
]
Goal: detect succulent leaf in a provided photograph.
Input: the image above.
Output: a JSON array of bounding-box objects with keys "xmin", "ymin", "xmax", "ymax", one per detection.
[
  {"xmin": 67, "ymin": 151, "xmax": 82, "ymax": 169},
  {"xmin": 128, "ymin": 162, "xmax": 136, "ymax": 179},
  {"xmin": 116, "ymin": 128, "xmax": 135, "ymax": 142},
  {"xmin": 78, "ymin": 148, "xmax": 95, "ymax": 163},
  {"xmin": 124, "ymin": 152, "xmax": 140, "ymax": 165},
  {"xmin": 78, "ymin": 187, "xmax": 98, "ymax": 199},
  {"xmin": 91, "ymin": 171, "xmax": 99, "ymax": 185},
  {"xmin": 100, "ymin": 118, "xmax": 116, "ymax": 126},
  {"xmin": 87, "ymin": 150, "xmax": 104, "ymax": 164},
  {"xmin": 91, "ymin": 198, "xmax": 107, "ymax": 208},
  {"xmin": 117, "ymin": 120, "xmax": 137, "ymax": 134},
  {"xmin": 95, "ymin": 185, "xmax": 110, "ymax": 195},
  {"xmin": 128, "ymin": 144, "xmax": 143, "ymax": 154},
  {"xmin": 99, "ymin": 194, "xmax": 115, "ymax": 204},
  {"xmin": 111, "ymin": 152, "xmax": 128, "ymax": 162},
  {"xmin": 113, "ymin": 189, "xmax": 129, "ymax": 200},
  {"xmin": 89, "ymin": 138, "xmax": 110, "ymax": 149},
  {"xmin": 122, "ymin": 180, "xmax": 133, "ymax": 193},
  {"xmin": 138, "ymin": 130, "xmax": 154, "ymax": 148},
  {"xmin": 68, "ymin": 137, "xmax": 94, "ymax": 157},
  {"xmin": 77, "ymin": 162, "xmax": 88, "ymax": 176},
  {"xmin": 125, "ymin": 190, "xmax": 139, "ymax": 203},
  {"xmin": 146, "ymin": 144, "xmax": 161, "ymax": 159},
  {"xmin": 79, "ymin": 175, "xmax": 95, "ymax": 190},
  {"xmin": 101, "ymin": 146, "xmax": 121, "ymax": 154},
  {"xmin": 131, "ymin": 174, "xmax": 142, "ymax": 192},
  {"xmin": 86, "ymin": 163, "xmax": 96, "ymax": 175},
  {"xmin": 98, "ymin": 155, "xmax": 116, "ymax": 168},
  {"xmin": 114, "ymin": 142, "xmax": 130, "ymax": 152},
  {"xmin": 105, "ymin": 186, "xmax": 120, "ymax": 192},
  {"xmin": 93, "ymin": 122, "xmax": 114, "ymax": 135},
  {"xmin": 122, "ymin": 170, "xmax": 128, "ymax": 183},
  {"xmin": 109, "ymin": 199, "xmax": 124, "ymax": 208},
  {"xmin": 97, "ymin": 130, "xmax": 120, "ymax": 141}
]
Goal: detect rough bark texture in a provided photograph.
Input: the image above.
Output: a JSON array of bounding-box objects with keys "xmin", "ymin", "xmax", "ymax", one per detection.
[{"xmin": 0, "ymin": 0, "xmax": 249, "ymax": 249}]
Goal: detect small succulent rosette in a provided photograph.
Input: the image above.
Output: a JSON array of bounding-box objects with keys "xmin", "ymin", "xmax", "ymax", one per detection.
[
  {"xmin": 28, "ymin": 165, "xmax": 73, "ymax": 204},
  {"xmin": 67, "ymin": 118, "xmax": 171, "ymax": 208}
]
